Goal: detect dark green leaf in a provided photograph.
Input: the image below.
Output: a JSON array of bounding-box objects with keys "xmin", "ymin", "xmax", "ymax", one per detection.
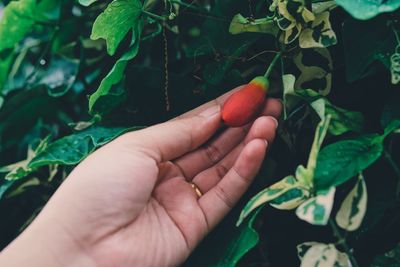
[
  {"xmin": 28, "ymin": 126, "xmax": 138, "ymax": 168},
  {"xmin": 343, "ymin": 17, "xmax": 396, "ymax": 82},
  {"xmin": 314, "ymin": 135, "xmax": 383, "ymax": 191}
]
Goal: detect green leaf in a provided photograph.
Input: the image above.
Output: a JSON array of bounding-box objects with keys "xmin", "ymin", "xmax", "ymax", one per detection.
[
  {"xmin": 343, "ymin": 17, "xmax": 396, "ymax": 82},
  {"xmin": 335, "ymin": 174, "xmax": 368, "ymax": 231},
  {"xmin": 237, "ymin": 175, "xmax": 299, "ymax": 226},
  {"xmin": 314, "ymin": 135, "xmax": 383, "ymax": 191},
  {"xmin": 229, "ymin": 14, "xmax": 279, "ymax": 36},
  {"xmin": 335, "ymin": 0, "xmax": 400, "ymax": 20},
  {"xmin": 89, "ymin": 19, "xmax": 143, "ymax": 115},
  {"xmin": 326, "ymin": 104, "xmax": 364, "ymax": 136},
  {"xmin": 184, "ymin": 206, "xmax": 261, "ymax": 267},
  {"xmin": 296, "ymin": 187, "xmax": 335, "ymax": 225},
  {"xmin": 90, "ymin": 0, "xmax": 143, "ymax": 56},
  {"xmin": 28, "ymin": 126, "xmax": 137, "ymax": 168},
  {"xmin": 214, "ymin": 210, "xmax": 260, "ymax": 267}
]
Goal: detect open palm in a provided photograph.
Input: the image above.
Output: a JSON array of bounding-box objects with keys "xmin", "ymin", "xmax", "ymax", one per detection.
[{"xmin": 1, "ymin": 89, "xmax": 281, "ymax": 267}]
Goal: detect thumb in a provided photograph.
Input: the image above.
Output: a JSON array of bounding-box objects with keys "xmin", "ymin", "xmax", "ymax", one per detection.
[{"xmin": 121, "ymin": 104, "xmax": 221, "ymax": 162}]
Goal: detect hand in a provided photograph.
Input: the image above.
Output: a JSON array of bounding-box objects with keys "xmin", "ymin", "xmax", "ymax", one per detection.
[{"xmin": 0, "ymin": 88, "xmax": 281, "ymax": 267}]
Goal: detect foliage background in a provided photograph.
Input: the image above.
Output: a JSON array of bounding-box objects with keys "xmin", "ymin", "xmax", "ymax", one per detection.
[{"xmin": 0, "ymin": 0, "xmax": 400, "ymax": 266}]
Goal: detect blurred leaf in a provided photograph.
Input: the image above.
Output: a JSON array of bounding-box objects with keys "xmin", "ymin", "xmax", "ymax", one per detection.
[
  {"xmin": 0, "ymin": 135, "xmax": 50, "ymax": 180},
  {"xmin": 28, "ymin": 126, "xmax": 138, "ymax": 168},
  {"xmin": 90, "ymin": 0, "xmax": 142, "ymax": 56},
  {"xmin": 383, "ymin": 119, "xmax": 400, "ymax": 138},
  {"xmin": 229, "ymin": 14, "xmax": 279, "ymax": 35},
  {"xmin": 296, "ymin": 187, "xmax": 335, "ymax": 225},
  {"xmin": 335, "ymin": 174, "xmax": 368, "ymax": 231},
  {"xmin": 0, "ymin": 179, "xmax": 14, "ymax": 199},
  {"xmin": 0, "ymin": 0, "xmax": 60, "ymax": 52},
  {"xmin": 89, "ymin": 20, "xmax": 143, "ymax": 116},
  {"xmin": 0, "ymin": 51, "xmax": 14, "ymax": 91},
  {"xmin": 343, "ymin": 17, "xmax": 396, "ymax": 82},
  {"xmin": 335, "ymin": 0, "xmax": 400, "ymax": 20},
  {"xmin": 314, "ymin": 135, "xmax": 384, "ymax": 191},
  {"xmin": 78, "ymin": 0, "xmax": 98, "ymax": 6},
  {"xmin": 381, "ymin": 92, "xmax": 400, "ymax": 127},
  {"xmin": 371, "ymin": 243, "xmax": 400, "ymax": 267}
]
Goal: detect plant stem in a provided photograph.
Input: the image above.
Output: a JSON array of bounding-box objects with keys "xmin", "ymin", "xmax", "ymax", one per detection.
[
  {"xmin": 170, "ymin": 0, "xmax": 205, "ymax": 12},
  {"xmin": 264, "ymin": 52, "xmax": 281, "ymax": 78},
  {"xmin": 329, "ymin": 219, "xmax": 360, "ymax": 267},
  {"xmin": 142, "ymin": 10, "xmax": 167, "ymax": 21},
  {"xmin": 384, "ymin": 149, "xmax": 400, "ymax": 196}
]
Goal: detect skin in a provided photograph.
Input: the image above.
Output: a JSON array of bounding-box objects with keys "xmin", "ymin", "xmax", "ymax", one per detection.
[{"xmin": 0, "ymin": 86, "xmax": 281, "ymax": 267}]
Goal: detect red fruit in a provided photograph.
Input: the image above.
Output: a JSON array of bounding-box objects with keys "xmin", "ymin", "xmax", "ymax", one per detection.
[{"xmin": 222, "ymin": 76, "xmax": 269, "ymax": 127}]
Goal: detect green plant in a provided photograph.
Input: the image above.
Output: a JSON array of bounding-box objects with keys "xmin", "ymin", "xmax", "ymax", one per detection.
[{"xmin": 0, "ymin": 0, "xmax": 400, "ymax": 266}]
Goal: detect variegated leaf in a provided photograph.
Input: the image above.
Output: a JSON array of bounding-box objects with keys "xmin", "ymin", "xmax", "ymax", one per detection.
[
  {"xmin": 305, "ymin": 115, "xmax": 331, "ymax": 175},
  {"xmin": 297, "ymin": 242, "xmax": 320, "ymax": 260},
  {"xmin": 298, "ymin": 242, "xmax": 351, "ymax": 267},
  {"xmin": 336, "ymin": 174, "xmax": 368, "ymax": 231},
  {"xmin": 299, "ymin": 12, "xmax": 337, "ymax": 48},
  {"xmin": 283, "ymin": 22, "xmax": 302, "ymax": 44},
  {"xmin": 293, "ymin": 48, "xmax": 333, "ymax": 96},
  {"xmin": 237, "ymin": 175, "xmax": 298, "ymax": 226},
  {"xmin": 270, "ymin": 186, "xmax": 310, "ymax": 210},
  {"xmin": 229, "ymin": 14, "xmax": 279, "ymax": 36},
  {"xmin": 296, "ymin": 187, "xmax": 336, "ymax": 225},
  {"xmin": 300, "ymin": 243, "xmax": 338, "ymax": 267}
]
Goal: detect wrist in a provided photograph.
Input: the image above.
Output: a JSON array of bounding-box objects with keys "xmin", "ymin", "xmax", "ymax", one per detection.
[{"xmin": 0, "ymin": 215, "xmax": 96, "ymax": 267}]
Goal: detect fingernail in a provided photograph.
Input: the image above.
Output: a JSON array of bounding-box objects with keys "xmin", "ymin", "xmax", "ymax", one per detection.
[
  {"xmin": 265, "ymin": 140, "xmax": 269, "ymax": 147},
  {"xmin": 199, "ymin": 105, "xmax": 220, "ymax": 118},
  {"xmin": 269, "ymin": 116, "xmax": 279, "ymax": 129}
]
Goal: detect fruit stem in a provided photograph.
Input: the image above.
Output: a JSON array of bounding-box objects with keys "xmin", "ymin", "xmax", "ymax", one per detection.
[{"xmin": 264, "ymin": 52, "xmax": 282, "ymax": 78}]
